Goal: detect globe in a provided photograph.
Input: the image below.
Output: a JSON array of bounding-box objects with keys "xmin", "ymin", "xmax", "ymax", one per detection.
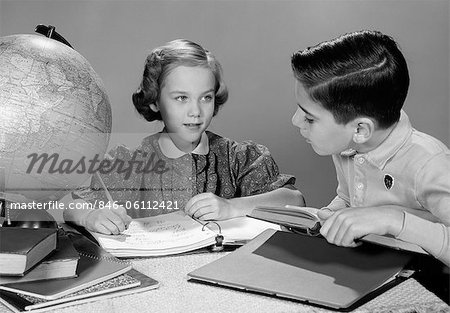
[{"xmin": 0, "ymin": 34, "xmax": 112, "ymax": 203}]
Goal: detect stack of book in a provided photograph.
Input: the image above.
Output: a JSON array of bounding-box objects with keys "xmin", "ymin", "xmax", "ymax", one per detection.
[
  {"xmin": 0, "ymin": 228, "xmax": 78, "ymax": 283},
  {"xmin": 0, "ymin": 228, "xmax": 159, "ymax": 312}
]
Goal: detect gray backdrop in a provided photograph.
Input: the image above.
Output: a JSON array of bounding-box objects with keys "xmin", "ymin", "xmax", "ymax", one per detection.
[{"xmin": 1, "ymin": 0, "xmax": 448, "ymax": 208}]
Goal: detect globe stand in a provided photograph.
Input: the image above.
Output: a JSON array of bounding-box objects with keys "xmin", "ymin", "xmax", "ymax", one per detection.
[
  {"xmin": 35, "ymin": 24, "xmax": 73, "ymax": 48},
  {"xmin": 0, "ymin": 167, "xmax": 57, "ymax": 229},
  {"xmin": 0, "ymin": 167, "xmax": 6, "ymax": 225}
]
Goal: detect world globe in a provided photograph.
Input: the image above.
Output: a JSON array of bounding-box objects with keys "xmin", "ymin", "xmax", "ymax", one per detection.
[{"xmin": 0, "ymin": 34, "xmax": 112, "ymax": 203}]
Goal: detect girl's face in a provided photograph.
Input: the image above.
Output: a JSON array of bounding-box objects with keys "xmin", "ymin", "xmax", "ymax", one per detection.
[
  {"xmin": 155, "ymin": 65, "xmax": 215, "ymax": 152},
  {"xmin": 292, "ymin": 80, "xmax": 355, "ymax": 156}
]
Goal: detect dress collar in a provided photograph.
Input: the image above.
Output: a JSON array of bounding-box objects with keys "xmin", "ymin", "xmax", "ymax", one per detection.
[
  {"xmin": 340, "ymin": 110, "xmax": 413, "ymax": 169},
  {"xmin": 158, "ymin": 130, "xmax": 209, "ymax": 159}
]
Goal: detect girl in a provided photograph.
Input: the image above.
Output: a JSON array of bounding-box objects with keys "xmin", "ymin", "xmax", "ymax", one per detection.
[{"xmin": 64, "ymin": 39, "xmax": 304, "ymax": 234}]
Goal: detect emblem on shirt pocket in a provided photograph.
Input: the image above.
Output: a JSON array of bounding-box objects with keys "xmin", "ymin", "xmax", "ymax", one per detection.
[{"xmin": 383, "ymin": 174, "xmax": 394, "ymax": 190}]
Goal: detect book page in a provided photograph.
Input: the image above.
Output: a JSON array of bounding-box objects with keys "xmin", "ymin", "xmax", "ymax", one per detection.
[
  {"xmin": 91, "ymin": 211, "xmax": 216, "ymax": 251},
  {"xmin": 215, "ymin": 217, "xmax": 281, "ymax": 244},
  {"xmin": 255, "ymin": 205, "xmax": 319, "ymax": 220},
  {"xmin": 249, "ymin": 205, "xmax": 321, "ymax": 230},
  {"xmin": 284, "ymin": 206, "xmax": 319, "ymax": 218}
]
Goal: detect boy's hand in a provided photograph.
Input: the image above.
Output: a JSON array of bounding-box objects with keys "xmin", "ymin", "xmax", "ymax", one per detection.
[
  {"xmin": 82, "ymin": 204, "xmax": 132, "ymax": 235},
  {"xmin": 317, "ymin": 206, "xmax": 404, "ymax": 247},
  {"xmin": 184, "ymin": 192, "xmax": 232, "ymax": 220}
]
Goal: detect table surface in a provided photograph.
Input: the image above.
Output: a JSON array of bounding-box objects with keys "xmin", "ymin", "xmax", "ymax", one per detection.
[{"xmin": 1, "ymin": 250, "xmax": 448, "ymax": 313}]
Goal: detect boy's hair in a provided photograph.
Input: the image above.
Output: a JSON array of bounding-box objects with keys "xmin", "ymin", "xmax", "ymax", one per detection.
[
  {"xmin": 291, "ymin": 30, "xmax": 409, "ymax": 129},
  {"xmin": 132, "ymin": 39, "xmax": 229, "ymax": 121}
]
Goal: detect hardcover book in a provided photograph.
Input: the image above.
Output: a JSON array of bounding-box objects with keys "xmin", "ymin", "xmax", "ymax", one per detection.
[
  {"xmin": 0, "ymin": 228, "xmax": 57, "ymax": 276},
  {"xmin": 248, "ymin": 205, "xmax": 427, "ymax": 254},
  {"xmin": 0, "ymin": 233, "xmax": 131, "ymax": 300},
  {"xmin": 0, "ymin": 234, "xmax": 79, "ymax": 285}
]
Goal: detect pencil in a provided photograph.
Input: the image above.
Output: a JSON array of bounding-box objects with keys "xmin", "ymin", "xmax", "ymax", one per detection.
[
  {"xmin": 95, "ymin": 172, "xmax": 130, "ymax": 230},
  {"xmin": 95, "ymin": 171, "xmax": 115, "ymax": 204}
]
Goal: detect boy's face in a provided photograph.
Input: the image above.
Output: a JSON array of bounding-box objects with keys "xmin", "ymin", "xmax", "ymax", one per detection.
[
  {"xmin": 155, "ymin": 65, "xmax": 215, "ymax": 152},
  {"xmin": 292, "ymin": 81, "xmax": 355, "ymax": 156}
]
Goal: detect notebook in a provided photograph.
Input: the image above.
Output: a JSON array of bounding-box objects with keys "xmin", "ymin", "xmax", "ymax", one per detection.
[
  {"xmin": 89, "ymin": 211, "xmax": 217, "ymax": 257},
  {"xmin": 188, "ymin": 229, "xmax": 415, "ymax": 311},
  {"xmin": 88, "ymin": 211, "xmax": 279, "ymax": 257},
  {"xmin": 0, "ymin": 269, "xmax": 159, "ymax": 312},
  {"xmin": 0, "ymin": 233, "xmax": 131, "ymax": 300}
]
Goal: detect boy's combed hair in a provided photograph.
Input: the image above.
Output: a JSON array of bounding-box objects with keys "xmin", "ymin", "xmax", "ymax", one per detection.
[
  {"xmin": 291, "ymin": 30, "xmax": 409, "ymax": 128},
  {"xmin": 132, "ymin": 39, "xmax": 229, "ymax": 121}
]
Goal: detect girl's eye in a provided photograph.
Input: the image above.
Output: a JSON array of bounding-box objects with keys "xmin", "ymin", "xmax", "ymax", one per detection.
[
  {"xmin": 304, "ymin": 116, "xmax": 314, "ymax": 124},
  {"xmin": 202, "ymin": 95, "xmax": 213, "ymax": 102},
  {"xmin": 175, "ymin": 95, "xmax": 188, "ymax": 102}
]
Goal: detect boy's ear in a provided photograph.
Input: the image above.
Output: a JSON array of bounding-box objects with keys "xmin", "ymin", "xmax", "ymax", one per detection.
[
  {"xmin": 352, "ymin": 118, "xmax": 374, "ymax": 144},
  {"xmin": 149, "ymin": 102, "xmax": 159, "ymax": 113}
]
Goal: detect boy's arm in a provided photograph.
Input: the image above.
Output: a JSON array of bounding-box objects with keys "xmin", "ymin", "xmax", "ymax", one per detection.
[
  {"xmin": 319, "ymin": 204, "xmax": 450, "ymax": 266},
  {"xmin": 396, "ymin": 212, "xmax": 450, "ymax": 266},
  {"xmin": 326, "ymin": 195, "xmax": 349, "ymax": 210},
  {"xmin": 406, "ymin": 151, "xmax": 450, "ymax": 266},
  {"xmin": 415, "ymin": 152, "xmax": 450, "ymax": 225},
  {"xmin": 320, "ymin": 151, "xmax": 450, "ymax": 265}
]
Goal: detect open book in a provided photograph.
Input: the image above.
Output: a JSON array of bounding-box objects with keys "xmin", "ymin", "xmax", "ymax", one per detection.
[
  {"xmin": 88, "ymin": 211, "xmax": 280, "ymax": 257},
  {"xmin": 248, "ymin": 205, "xmax": 428, "ymax": 255}
]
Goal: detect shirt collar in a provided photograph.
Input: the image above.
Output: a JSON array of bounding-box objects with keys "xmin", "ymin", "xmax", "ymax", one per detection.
[
  {"xmin": 158, "ymin": 130, "xmax": 209, "ymax": 159},
  {"xmin": 341, "ymin": 110, "xmax": 413, "ymax": 169}
]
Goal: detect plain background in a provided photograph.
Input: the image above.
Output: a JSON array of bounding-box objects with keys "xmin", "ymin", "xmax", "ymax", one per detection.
[{"xmin": 1, "ymin": 0, "xmax": 449, "ymax": 208}]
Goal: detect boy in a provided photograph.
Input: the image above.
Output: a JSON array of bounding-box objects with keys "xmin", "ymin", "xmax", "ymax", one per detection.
[{"xmin": 291, "ymin": 30, "xmax": 449, "ymax": 266}]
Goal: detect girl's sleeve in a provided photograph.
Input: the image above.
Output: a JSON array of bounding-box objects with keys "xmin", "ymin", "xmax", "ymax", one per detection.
[
  {"xmin": 71, "ymin": 145, "xmax": 141, "ymax": 206},
  {"xmin": 231, "ymin": 141, "xmax": 296, "ymax": 197}
]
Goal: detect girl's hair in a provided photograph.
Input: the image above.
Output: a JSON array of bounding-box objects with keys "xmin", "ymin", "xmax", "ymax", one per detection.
[
  {"xmin": 291, "ymin": 30, "xmax": 409, "ymax": 129},
  {"xmin": 132, "ymin": 39, "xmax": 228, "ymax": 121}
]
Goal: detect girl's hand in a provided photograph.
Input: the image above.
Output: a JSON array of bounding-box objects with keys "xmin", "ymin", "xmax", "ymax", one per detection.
[
  {"xmin": 317, "ymin": 206, "xmax": 404, "ymax": 247},
  {"xmin": 82, "ymin": 204, "xmax": 132, "ymax": 235},
  {"xmin": 184, "ymin": 192, "xmax": 232, "ymax": 220}
]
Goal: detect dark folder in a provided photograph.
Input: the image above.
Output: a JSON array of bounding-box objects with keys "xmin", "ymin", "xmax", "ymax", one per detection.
[{"xmin": 188, "ymin": 229, "xmax": 415, "ymax": 311}]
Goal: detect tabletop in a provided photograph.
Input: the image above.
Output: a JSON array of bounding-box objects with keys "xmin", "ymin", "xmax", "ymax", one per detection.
[{"xmin": 1, "ymin": 250, "xmax": 448, "ymax": 313}]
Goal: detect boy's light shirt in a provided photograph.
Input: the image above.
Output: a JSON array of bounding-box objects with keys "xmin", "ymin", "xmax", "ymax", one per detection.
[
  {"xmin": 328, "ymin": 110, "xmax": 450, "ymax": 264},
  {"xmin": 158, "ymin": 131, "xmax": 209, "ymax": 159}
]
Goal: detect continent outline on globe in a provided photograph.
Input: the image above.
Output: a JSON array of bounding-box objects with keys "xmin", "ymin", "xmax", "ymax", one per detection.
[{"xmin": 0, "ymin": 34, "xmax": 112, "ymax": 202}]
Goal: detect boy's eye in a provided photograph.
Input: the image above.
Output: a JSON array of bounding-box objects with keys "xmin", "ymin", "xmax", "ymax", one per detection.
[{"xmin": 304, "ymin": 116, "xmax": 314, "ymax": 124}]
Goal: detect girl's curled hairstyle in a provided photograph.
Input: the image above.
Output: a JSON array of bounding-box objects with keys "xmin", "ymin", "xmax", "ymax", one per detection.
[{"xmin": 132, "ymin": 39, "xmax": 228, "ymax": 121}]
